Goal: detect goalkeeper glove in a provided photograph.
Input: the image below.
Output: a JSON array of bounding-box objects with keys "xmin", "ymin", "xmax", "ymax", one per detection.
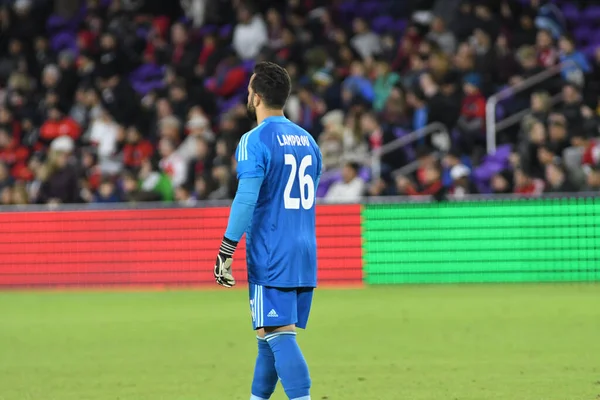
[{"xmin": 214, "ymin": 237, "xmax": 237, "ymax": 288}]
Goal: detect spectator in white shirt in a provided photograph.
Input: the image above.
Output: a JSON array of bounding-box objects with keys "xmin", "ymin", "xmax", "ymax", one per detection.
[
  {"xmin": 232, "ymin": 4, "xmax": 268, "ymax": 60},
  {"xmin": 350, "ymin": 18, "xmax": 381, "ymax": 61},
  {"xmin": 177, "ymin": 109, "xmax": 214, "ymax": 162},
  {"xmin": 159, "ymin": 137, "xmax": 187, "ymax": 188},
  {"xmin": 426, "ymin": 16, "xmax": 457, "ymax": 55},
  {"xmin": 88, "ymin": 108, "xmax": 119, "ymax": 159},
  {"xmin": 325, "ymin": 161, "xmax": 365, "ymax": 203}
]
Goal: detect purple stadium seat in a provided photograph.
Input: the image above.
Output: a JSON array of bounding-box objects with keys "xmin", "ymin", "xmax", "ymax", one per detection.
[
  {"xmin": 390, "ymin": 19, "xmax": 407, "ymax": 33},
  {"xmin": 316, "ymin": 169, "xmax": 340, "ymax": 197},
  {"xmin": 338, "ymin": 1, "xmax": 357, "ymax": 20},
  {"xmin": 582, "ymin": 6, "xmax": 600, "ymax": 24},
  {"xmin": 219, "ymin": 24, "xmax": 233, "ymax": 38},
  {"xmin": 130, "ymin": 63, "xmax": 165, "ymax": 81},
  {"xmin": 358, "ymin": 166, "xmax": 370, "ymax": 182},
  {"xmin": 51, "ymin": 32, "xmax": 77, "ymax": 53},
  {"xmin": 561, "ymin": 4, "xmax": 580, "ymax": 21},
  {"xmin": 47, "ymin": 15, "xmax": 68, "ymax": 31},
  {"xmin": 178, "ymin": 16, "xmax": 192, "ymax": 25},
  {"xmin": 487, "ymin": 144, "xmax": 511, "ymax": 166},
  {"xmin": 242, "ymin": 60, "xmax": 256, "ymax": 73},
  {"xmin": 574, "ymin": 26, "xmax": 592, "ymax": 44},
  {"xmin": 583, "ymin": 45, "xmax": 598, "ymax": 60},
  {"xmin": 473, "ymin": 162, "xmax": 504, "ymax": 183},
  {"xmin": 218, "ymin": 93, "xmax": 245, "ymax": 114},
  {"xmin": 136, "ymin": 27, "xmax": 150, "ymax": 39},
  {"xmin": 372, "ymin": 16, "xmax": 394, "ymax": 33},
  {"xmin": 358, "ymin": 2, "xmax": 382, "ymax": 19},
  {"xmin": 199, "ymin": 24, "xmax": 217, "ymax": 36},
  {"xmin": 131, "ymin": 81, "xmax": 165, "ymax": 96}
]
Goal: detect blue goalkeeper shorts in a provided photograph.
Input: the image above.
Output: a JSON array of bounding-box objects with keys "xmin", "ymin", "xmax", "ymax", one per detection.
[{"xmin": 249, "ymin": 284, "xmax": 314, "ymax": 330}]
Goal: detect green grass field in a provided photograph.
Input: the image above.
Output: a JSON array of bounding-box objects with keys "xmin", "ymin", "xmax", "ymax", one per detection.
[{"xmin": 1, "ymin": 284, "xmax": 599, "ymax": 400}]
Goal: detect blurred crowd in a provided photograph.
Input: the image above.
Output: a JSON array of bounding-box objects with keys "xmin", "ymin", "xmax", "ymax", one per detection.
[{"xmin": 0, "ymin": 0, "xmax": 599, "ymax": 206}]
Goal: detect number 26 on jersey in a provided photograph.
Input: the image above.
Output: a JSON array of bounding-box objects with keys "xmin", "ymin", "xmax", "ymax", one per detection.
[{"xmin": 283, "ymin": 154, "xmax": 315, "ymax": 210}]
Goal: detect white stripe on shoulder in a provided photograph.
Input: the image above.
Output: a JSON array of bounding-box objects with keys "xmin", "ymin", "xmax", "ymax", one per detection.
[
  {"xmin": 237, "ymin": 134, "xmax": 246, "ymax": 162},
  {"xmin": 239, "ymin": 122, "xmax": 264, "ymax": 161}
]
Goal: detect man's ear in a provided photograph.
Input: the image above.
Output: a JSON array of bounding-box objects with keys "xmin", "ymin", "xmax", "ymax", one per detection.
[{"xmin": 254, "ymin": 93, "xmax": 261, "ymax": 108}]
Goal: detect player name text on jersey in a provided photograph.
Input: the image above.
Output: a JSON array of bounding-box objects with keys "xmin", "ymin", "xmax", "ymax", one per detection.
[{"xmin": 277, "ymin": 134, "xmax": 311, "ymax": 147}]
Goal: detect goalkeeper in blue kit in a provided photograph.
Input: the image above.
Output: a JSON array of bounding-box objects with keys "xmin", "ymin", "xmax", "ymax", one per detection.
[{"xmin": 214, "ymin": 62, "xmax": 322, "ymax": 400}]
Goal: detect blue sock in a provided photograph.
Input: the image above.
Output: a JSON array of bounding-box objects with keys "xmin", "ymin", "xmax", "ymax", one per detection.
[
  {"xmin": 265, "ymin": 332, "xmax": 311, "ymax": 400},
  {"xmin": 250, "ymin": 336, "xmax": 278, "ymax": 400}
]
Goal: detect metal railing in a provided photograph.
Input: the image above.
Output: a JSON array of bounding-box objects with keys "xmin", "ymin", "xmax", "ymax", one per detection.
[
  {"xmin": 485, "ymin": 59, "xmax": 575, "ymax": 155},
  {"xmin": 390, "ymin": 151, "xmax": 441, "ymax": 178},
  {"xmin": 370, "ymin": 122, "xmax": 449, "ymax": 180}
]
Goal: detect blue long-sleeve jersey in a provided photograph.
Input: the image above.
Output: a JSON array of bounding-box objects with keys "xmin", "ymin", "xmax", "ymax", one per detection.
[{"xmin": 224, "ymin": 116, "xmax": 322, "ymax": 288}]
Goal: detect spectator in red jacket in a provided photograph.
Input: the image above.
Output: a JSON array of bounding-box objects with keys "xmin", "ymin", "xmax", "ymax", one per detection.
[
  {"xmin": 456, "ymin": 72, "xmax": 486, "ymax": 157},
  {"xmin": 536, "ymin": 29, "xmax": 558, "ymax": 68},
  {"xmin": 0, "ymin": 107, "xmax": 22, "ymax": 144},
  {"xmin": 39, "ymin": 106, "xmax": 81, "ymax": 143},
  {"xmin": 574, "ymin": 130, "xmax": 600, "ymax": 173},
  {"xmin": 396, "ymin": 162, "xmax": 445, "ymax": 201},
  {"xmin": 514, "ymin": 168, "xmax": 545, "ymax": 196},
  {"xmin": 198, "ymin": 34, "xmax": 216, "ymax": 71},
  {"xmin": 0, "ymin": 108, "xmax": 29, "ymax": 172},
  {"xmin": 0, "ymin": 126, "xmax": 29, "ymax": 168},
  {"xmin": 123, "ymin": 125, "xmax": 154, "ymax": 170},
  {"xmin": 205, "ymin": 52, "xmax": 247, "ymax": 98}
]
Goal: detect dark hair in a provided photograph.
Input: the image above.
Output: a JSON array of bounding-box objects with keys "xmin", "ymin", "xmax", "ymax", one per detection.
[
  {"xmin": 345, "ymin": 161, "xmax": 361, "ymax": 173},
  {"xmin": 251, "ymin": 61, "xmax": 291, "ymax": 109},
  {"xmin": 560, "ymin": 34, "xmax": 575, "ymax": 44}
]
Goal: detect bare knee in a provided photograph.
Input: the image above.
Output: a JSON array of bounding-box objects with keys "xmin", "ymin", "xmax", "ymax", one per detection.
[{"xmin": 257, "ymin": 324, "xmax": 296, "ymax": 338}]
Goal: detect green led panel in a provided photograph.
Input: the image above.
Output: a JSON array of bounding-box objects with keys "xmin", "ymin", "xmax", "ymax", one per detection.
[{"xmin": 362, "ymin": 198, "xmax": 600, "ymax": 284}]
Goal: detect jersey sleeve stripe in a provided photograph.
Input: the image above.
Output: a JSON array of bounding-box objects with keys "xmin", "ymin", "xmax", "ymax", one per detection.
[
  {"xmin": 239, "ymin": 123, "xmax": 265, "ymax": 162},
  {"xmin": 242, "ymin": 132, "xmax": 250, "ymax": 161},
  {"xmin": 242, "ymin": 134, "xmax": 248, "ymax": 161},
  {"xmin": 238, "ymin": 134, "xmax": 247, "ymax": 161}
]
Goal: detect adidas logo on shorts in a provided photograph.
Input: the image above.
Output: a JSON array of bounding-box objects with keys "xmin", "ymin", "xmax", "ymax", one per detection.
[{"xmin": 267, "ymin": 309, "xmax": 279, "ymax": 318}]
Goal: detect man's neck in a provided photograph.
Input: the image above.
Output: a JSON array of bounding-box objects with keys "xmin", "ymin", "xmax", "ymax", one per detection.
[{"xmin": 256, "ymin": 109, "xmax": 285, "ymax": 125}]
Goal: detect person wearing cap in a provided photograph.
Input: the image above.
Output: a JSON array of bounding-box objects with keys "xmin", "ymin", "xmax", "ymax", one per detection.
[
  {"xmin": 442, "ymin": 148, "xmax": 472, "ymax": 187},
  {"xmin": 36, "ymin": 136, "xmax": 80, "ymax": 204},
  {"xmin": 448, "ymin": 164, "xmax": 474, "ymax": 199},
  {"xmin": 177, "ymin": 111, "xmax": 214, "ymax": 163}
]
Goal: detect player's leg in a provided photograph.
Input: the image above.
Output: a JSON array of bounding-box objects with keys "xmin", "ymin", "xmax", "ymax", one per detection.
[
  {"xmin": 249, "ymin": 284, "xmax": 278, "ymax": 400},
  {"xmin": 262, "ymin": 287, "xmax": 313, "ymax": 400}
]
